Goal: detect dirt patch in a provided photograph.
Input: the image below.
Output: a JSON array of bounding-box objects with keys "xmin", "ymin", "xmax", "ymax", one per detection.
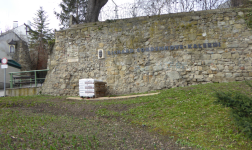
[{"xmin": 2, "ymin": 97, "xmax": 198, "ymax": 150}]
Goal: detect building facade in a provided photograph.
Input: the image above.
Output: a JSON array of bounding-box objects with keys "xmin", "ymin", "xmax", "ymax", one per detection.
[{"xmin": 0, "ymin": 23, "xmax": 31, "ymax": 88}]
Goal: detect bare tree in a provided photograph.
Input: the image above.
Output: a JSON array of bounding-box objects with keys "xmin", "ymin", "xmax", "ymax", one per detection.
[
  {"xmin": 134, "ymin": 0, "xmax": 227, "ymax": 16},
  {"xmin": 175, "ymin": 0, "xmax": 195, "ymax": 12},
  {"xmin": 99, "ymin": 0, "xmax": 250, "ymax": 21},
  {"xmin": 195, "ymin": 0, "xmax": 226, "ymax": 10},
  {"xmin": 4, "ymin": 25, "xmax": 11, "ymax": 32},
  {"xmin": 136, "ymin": 0, "xmax": 173, "ymax": 16}
]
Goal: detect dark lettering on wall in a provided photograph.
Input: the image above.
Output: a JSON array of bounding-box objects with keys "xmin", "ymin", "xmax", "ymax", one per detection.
[
  {"xmin": 203, "ymin": 43, "xmax": 207, "ymax": 48},
  {"xmin": 208, "ymin": 43, "xmax": 212, "ymax": 48},
  {"xmin": 213, "ymin": 43, "xmax": 218, "ymax": 47},
  {"xmin": 106, "ymin": 42, "xmax": 221, "ymax": 56}
]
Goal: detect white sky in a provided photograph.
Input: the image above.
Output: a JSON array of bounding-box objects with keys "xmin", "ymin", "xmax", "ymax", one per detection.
[{"xmin": 0, "ymin": 0, "xmax": 134, "ymax": 32}]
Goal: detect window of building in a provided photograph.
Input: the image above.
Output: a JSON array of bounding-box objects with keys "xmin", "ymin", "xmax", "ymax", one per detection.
[
  {"xmin": 8, "ymin": 39, "xmax": 17, "ymax": 54},
  {"xmin": 10, "ymin": 45, "xmax": 15, "ymax": 53}
]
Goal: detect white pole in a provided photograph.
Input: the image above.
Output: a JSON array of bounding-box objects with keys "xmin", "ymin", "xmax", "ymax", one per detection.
[{"xmin": 4, "ymin": 68, "xmax": 6, "ymax": 97}]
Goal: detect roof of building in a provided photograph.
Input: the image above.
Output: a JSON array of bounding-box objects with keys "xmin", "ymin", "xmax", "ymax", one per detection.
[
  {"xmin": 0, "ymin": 24, "xmax": 30, "ymax": 43},
  {"xmin": 0, "ymin": 58, "xmax": 22, "ymax": 69},
  {"xmin": 8, "ymin": 39, "xmax": 17, "ymax": 45},
  {"xmin": 0, "ymin": 30, "xmax": 23, "ymax": 41}
]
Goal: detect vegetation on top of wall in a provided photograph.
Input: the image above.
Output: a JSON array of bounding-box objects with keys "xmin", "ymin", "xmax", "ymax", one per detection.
[
  {"xmin": 105, "ymin": 19, "xmax": 117, "ymax": 23},
  {"xmin": 245, "ymin": 11, "xmax": 252, "ymax": 28},
  {"xmin": 243, "ymin": 1, "xmax": 252, "ymax": 29}
]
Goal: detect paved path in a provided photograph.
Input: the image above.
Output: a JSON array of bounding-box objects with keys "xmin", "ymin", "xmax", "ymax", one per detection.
[{"xmin": 67, "ymin": 92, "xmax": 160, "ymax": 101}]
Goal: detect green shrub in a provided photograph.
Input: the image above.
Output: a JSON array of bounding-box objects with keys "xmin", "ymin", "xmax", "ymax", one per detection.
[{"xmin": 214, "ymin": 81, "xmax": 252, "ymax": 139}]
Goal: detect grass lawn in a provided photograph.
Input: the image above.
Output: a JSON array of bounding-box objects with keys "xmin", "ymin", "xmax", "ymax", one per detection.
[{"xmin": 0, "ymin": 81, "xmax": 252, "ymax": 149}]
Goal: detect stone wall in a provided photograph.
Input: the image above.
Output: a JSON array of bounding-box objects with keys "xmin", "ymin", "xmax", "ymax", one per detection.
[
  {"xmin": 41, "ymin": 8, "xmax": 252, "ymax": 96},
  {"xmin": 13, "ymin": 40, "xmax": 31, "ymax": 72},
  {"xmin": 7, "ymin": 87, "xmax": 41, "ymax": 97}
]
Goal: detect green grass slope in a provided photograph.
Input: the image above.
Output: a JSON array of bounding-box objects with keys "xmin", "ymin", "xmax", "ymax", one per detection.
[
  {"xmin": 0, "ymin": 81, "xmax": 252, "ymax": 149},
  {"xmin": 94, "ymin": 81, "xmax": 252, "ymax": 149}
]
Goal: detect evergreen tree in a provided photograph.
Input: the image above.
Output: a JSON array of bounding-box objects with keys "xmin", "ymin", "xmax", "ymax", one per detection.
[
  {"xmin": 55, "ymin": 0, "xmax": 108, "ymax": 29},
  {"xmin": 214, "ymin": 81, "xmax": 252, "ymax": 139},
  {"xmin": 30, "ymin": 7, "xmax": 53, "ymax": 70},
  {"xmin": 54, "ymin": 0, "xmax": 88, "ymax": 29}
]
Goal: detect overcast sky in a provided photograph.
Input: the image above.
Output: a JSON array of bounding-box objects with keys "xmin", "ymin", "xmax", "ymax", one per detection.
[{"xmin": 0, "ymin": 0, "xmax": 134, "ymax": 32}]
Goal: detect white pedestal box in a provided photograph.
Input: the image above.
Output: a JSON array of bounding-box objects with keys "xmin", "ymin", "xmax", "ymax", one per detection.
[{"xmin": 79, "ymin": 79, "xmax": 107, "ymax": 98}]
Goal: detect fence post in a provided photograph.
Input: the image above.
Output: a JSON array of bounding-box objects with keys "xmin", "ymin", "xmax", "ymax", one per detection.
[
  {"xmin": 20, "ymin": 78, "xmax": 22, "ymax": 88},
  {"xmin": 10, "ymin": 73, "xmax": 13, "ymax": 88},
  {"xmin": 35, "ymin": 70, "xmax": 37, "ymax": 87},
  {"xmin": 30, "ymin": 77, "xmax": 32, "ymax": 87}
]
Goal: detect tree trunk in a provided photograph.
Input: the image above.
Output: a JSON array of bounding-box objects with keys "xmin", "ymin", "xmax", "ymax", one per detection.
[{"xmin": 86, "ymin": 0, "xmax": 108, "ymax": 23}]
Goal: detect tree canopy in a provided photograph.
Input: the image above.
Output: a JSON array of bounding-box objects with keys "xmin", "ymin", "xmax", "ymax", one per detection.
[
  {"xmin": 55, "ymin": 0, "xmax": 108, "ymax": 29},
  {"xmin": 30, "ymin": 7, "xmax": 54, "ymax": 70}
]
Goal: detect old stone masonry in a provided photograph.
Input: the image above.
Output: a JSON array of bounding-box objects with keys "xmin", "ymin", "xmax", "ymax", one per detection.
[{"xmin": 41, "ymin": 8, "xmax": 252, "ymax": 96}]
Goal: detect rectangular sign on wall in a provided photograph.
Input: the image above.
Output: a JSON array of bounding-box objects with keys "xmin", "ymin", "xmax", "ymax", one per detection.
[{"xmin": 67, "ymin": 46, "xmax": 79, "ymax": 62}]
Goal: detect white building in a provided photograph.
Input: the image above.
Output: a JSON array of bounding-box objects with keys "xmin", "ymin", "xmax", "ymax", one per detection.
[{"xmin": 0, "ymin": 21, "xmax": 32, "ymax": 89}]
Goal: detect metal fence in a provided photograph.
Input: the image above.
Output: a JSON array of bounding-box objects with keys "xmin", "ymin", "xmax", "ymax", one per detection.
[
  {"xmin": 99, "ymin": 0, "xmax": 231, "ymax": 21},
  {"xmin": 9, "ymin": 69, "xmax": 48, "ymax": 88}
]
